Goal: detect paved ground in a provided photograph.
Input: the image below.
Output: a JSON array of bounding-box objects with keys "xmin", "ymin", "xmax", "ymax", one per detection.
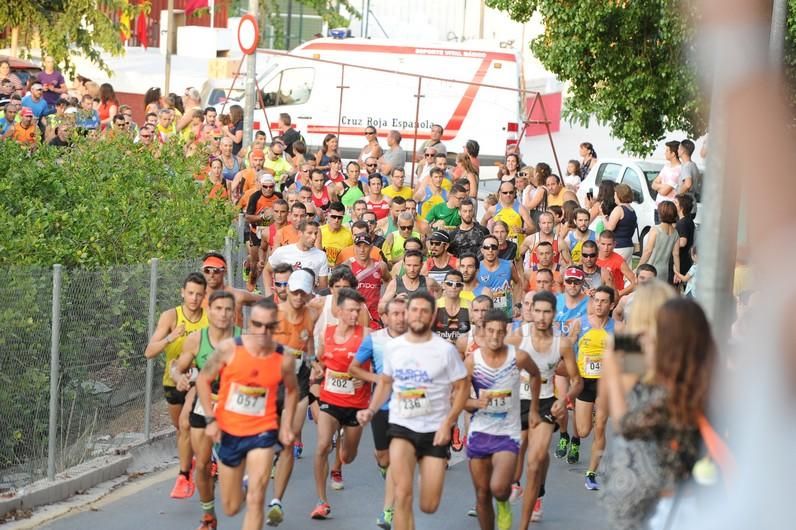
[{"xmin": 41, "ymin": 418, "xmax": 609, "ymax": 530}]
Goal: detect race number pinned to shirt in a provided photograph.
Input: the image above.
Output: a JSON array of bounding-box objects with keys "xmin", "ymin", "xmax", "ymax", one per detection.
[
  {"xmin": 324, "ymin": 369, "xmax": 355, "ymax": 395},
  {"xmin": 193, "ymin": 393, "xmax": 218, "ymax": 417},
  {"xmin": 484, "ymin": 389, "xmax": 512, "ymax": 414},
  {"xmin": 398, "ymin": 388, "xmax": 431, "ymax": 418},
  {"xmin": 224, "ymin": 383, "xmax": 267, "ymax": 416},
  {"xmin": 519, "ymin": 373, "xmax": 532, "ymax": 401},
  {"xmin": 283, "ymin": 345, "xmax": 304, "ymax": 373},
  {"xmin": 583, "ymin": 356, "xmax": 602, "ymax": 377}
]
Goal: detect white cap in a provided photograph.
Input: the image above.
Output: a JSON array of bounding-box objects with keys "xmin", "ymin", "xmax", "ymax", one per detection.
[{"xmin": 287, "ymin": 269, "xmax": 314, "ymax": 293}]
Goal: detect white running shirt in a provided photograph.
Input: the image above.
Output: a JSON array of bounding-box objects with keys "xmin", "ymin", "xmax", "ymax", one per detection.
[{"xmin": 519, "ymin": 323, "xmax": 561, "ymax": 399}]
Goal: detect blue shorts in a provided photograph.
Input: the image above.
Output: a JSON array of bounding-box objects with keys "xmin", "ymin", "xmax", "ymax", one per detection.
[
  {"xmin": 466, "ymin": 432, "xmax": 519, "ymax": 459},
  {"xmin": 217, "ymin": 429, "xmax": 280, "ymax": 467}
]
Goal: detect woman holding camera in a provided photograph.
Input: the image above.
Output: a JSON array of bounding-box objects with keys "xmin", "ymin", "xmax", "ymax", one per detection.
[{"xmin": 600, "ymin": 283, "xmax": 717, "ymax": 529}]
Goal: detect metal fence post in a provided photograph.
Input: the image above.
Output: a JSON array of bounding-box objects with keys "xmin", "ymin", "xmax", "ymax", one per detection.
[
  {"xmin": 224, "ymin": 236, "xmax": 233, "ymax": 287},
  {"xmin": 235, "ymin": 214, "xmax": 246, "ymax": 289},
  {"xmin": 144, "ymin": 258, "xmax": 158, "ymax": 441},
  {"xmin": 47, "ymin": 264, "xmax": 62, "ymax": 481}
]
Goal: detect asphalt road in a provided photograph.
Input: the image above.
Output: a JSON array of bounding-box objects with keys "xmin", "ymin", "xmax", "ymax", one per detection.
[{"xmin": 42, "ymin": 418, "xmax": 609, "ymax": 530}]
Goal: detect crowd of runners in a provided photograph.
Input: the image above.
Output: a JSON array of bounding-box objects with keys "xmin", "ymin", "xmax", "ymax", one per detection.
[{"xmin": 135, "ymin": 101, "xmax": 741, "ymax": 530}]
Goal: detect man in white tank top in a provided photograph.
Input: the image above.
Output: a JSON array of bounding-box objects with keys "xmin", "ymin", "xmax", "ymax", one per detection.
[
  {"xmin": 507, "ymin": 291, "xmax": 582, "ymax": 526},
  {"xmin": 465, "ymin": 309, "xmax": 542, "ymax": 530}
]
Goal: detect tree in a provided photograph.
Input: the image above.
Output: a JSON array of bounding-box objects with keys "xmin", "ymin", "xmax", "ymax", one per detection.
[{"xmin": 0, "ymin": 0, "xmax": 147, "ymax": 75}]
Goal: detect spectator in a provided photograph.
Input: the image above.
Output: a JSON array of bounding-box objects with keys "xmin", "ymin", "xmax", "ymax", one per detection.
[
  {"xmin": 497, "ymin": 152, "xmax": 520, "ymax": 182},
  {"xmin": 38, "ymin": 56, "xmax": 67, "ymax": 115},
  {"xmin": 604, "ymin": 183, "xmax": 638, "ymax": 264},
  {"xmin": 359, "ymin": 126, "xmax": 383, "ymax": 162},
  {"xmin": 416, "ymin": 123, "xmax": 446, "ymax": 160},
  {"xmin": 0, "ymin": 103, "xmax": 19, "ymax": 137},
  {"xmin": 579, "ymin": 141, "xmax": 598, "ymax": 179},
  {"xmin": 97, "ymin": 83, "xmax": 119, "ymax": 130},
  {"xmin": 156, "ymin": 108, "xmax": 177, "ymax": 142},
  {"xmin": 224, "ymin": 104, "xmax": 244, "ymax": 156},
  {"xmin": 672, "ymin": 193, "xmax": 695, "ymax": 285},
  {"xmin": 463, "ymin": 139, "xmax": 480, "ymax": 172},
  {"xmin": 564, "ymin": 159, "xmax": 582, "ymax": 191},
  {"xmin": 143, "ymin": 86, "xmax": 162, "ymax": 114},
  {"xmin": 10, "ymin": 107, "xmax": 39, "ymax": 146},
  {"xmin": 677, "ymin": 138, "xmax": 700, "ymax": 201},
  {"xmin": 49, "ymin": 123, "xmax": 73, "ymax": 148},
  {"xmin": 75, "ymin": 94, "xmax": 100, "ymax": 133},
  {"xmin": 453, "ymin": 152, "xmax": 479, "ymax": 197},
  {"xmin": 315, "ymin": 133, "xmax": 339, "ymax": 172},
  {"xmin": 0, "ymin": 60, "xmax": 23, "ymax": 97},
  {"xmin": 177, "ymin": 86, "xmax": 202, "ymax": 132},
  {"xmin": 21, "ymin": 82, "xmax": 48, "ymax": 124},
  {"xmin": 379, "ymin": 130, "xmax": 406, "ymax": 175},
  {"xmin": 651, "ymin": 140, "xmax": 682, "ymax": 215},
  {"xmin": 278, "ymin": 113, "xmax": 301, "ymax": 156},
  {"xmin": 639, "ymin": 201, "xmax": 679, "ymax": 282}
]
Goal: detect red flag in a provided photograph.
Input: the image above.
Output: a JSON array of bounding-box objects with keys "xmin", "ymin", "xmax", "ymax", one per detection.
[
  {"xmin": 136, "ymin": 10, "xmax": 148, "ymax": 49},
  {"xmin": 185, "ymin": 0, "xmax": 209, "ymax": 17}
]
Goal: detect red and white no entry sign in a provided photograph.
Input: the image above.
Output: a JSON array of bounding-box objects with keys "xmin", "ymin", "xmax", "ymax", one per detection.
[{"xmin": 237, "ymin": 14, "xmax": 259, "ymax": 56}]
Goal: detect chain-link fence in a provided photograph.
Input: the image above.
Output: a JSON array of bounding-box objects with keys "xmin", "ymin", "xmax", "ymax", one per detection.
[{"xmin": 0, "ymin": 257, "xmax": 213, "ymax": 494}]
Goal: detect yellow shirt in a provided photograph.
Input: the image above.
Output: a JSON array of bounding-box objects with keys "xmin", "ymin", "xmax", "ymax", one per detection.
[
  {"xmin": 320, "ymin": 224, "xmax": 353, "ymax": 266},
  {"xmin": 162, "ymin": 306, "xmax": 208, "ymax": 387},
  {"xmin": 493, "ymin": 203, "xmax": 525, "ymax": 247},
  {"xmin": 383, "ymin": 185, "xmax": 412, "ymax": 200}
]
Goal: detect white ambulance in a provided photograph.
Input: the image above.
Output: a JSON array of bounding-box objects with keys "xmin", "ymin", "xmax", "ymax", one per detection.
[{"xmin": 226, "ymin": 38, "xmax": 527, "ymax": 165}]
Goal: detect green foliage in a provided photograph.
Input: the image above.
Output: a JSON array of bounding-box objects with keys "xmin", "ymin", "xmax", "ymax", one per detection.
[
  {"xmin": 487, "ymin": 0, "xmax": 705, "ymax": 155},
  {"xmin": 0, "ymin": 0, "xmax": 148, "ymax": 76},
  {"xmin": 260, "ymin": 0, "xmax": 360, "ymax": 49},
  {"xmin": 0, "ymin": 136, "xmax": 234, "ymax": 268}
]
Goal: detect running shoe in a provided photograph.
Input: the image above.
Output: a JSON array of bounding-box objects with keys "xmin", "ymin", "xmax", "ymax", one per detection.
[
  {"xmin": 331, "ymin": 431, "xmax": 337, "ymax": 449},
  {"xmin": 451, "ymin": 425, "xmax": 464, "ymax": 452},
  {"xmin": 509, "ymin": 483, "xmax": 523, "ymax": 504},
  {"xmin": 310, "ymin": 501, "xmax": 331, "ymax": 520},
  {"xmin": 266, "ymin": 500, "xmax": 284, "ymax": 527},
  {"xmin": 378, "ymin": 465, "xmax": 388, "ymax": 480},
  {"xmin": 585, "ymin": 471, "xmax": 600, "ymax": 491},
  {"xmin": 531, "ymin": 498, "xmax": 544, "ymax": 522},
  {"xmin": 196, "ymin": 514, "xmax": 217, "ymax": 530},
  {"xmin": 466, "ymin": 506, "xmax": 478, "ymax": 517},
  {"xmin": 293, "ymin": 442, "xmax": 304, "ymax": 459},
  {"xmin": 170, "ymin": 474, "xmax": 195, "ymax": 499},
  {"xmin": 566, "ymin": 441, "xmax": 580, "ymax": 465},
  {"xmin": 496, "ymin": 499, "xmax": 512, "ymax": 530},
  {"xmin": 330, "ymin": 469, "xmax": 344, "ymax": 490},
  {"xmin": 376, "ymin": 507, "xmax": 393, "ymax": 529},
  {"xmin": 555, "ymin": 435, "xmax": 569, "ymax": 459},
  {"xmin": 242, "ymin": 260, "xmax": 251, "ymax": 283}
]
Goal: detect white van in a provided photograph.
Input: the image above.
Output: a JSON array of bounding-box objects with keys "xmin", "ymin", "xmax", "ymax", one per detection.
[{"xmin": 221, "ymin": 38, "xmax": 526, "ymax": 165}]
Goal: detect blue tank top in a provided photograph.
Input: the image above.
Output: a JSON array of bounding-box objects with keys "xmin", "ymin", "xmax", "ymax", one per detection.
[
  {"xmin": 478, "ymin": 259, "xmax": 513, "ymax": 316},
  {"xmin": 554, "ymin": 293, "xmax": 588, "ymax": 336},
  {"xmin": 221, "ymin": 157, "xmax": 240, "ymax": 182},
  {"xmin": 495, "ymin": 198, "xmax": 522, "ymax": 214},
  {"xmin": 614, "ymin": 205, "xmax": 637, "ymax": 248}
]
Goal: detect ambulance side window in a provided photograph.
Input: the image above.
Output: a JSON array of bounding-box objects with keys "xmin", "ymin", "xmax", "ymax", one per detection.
[
  {"xmin": 259, "ymin": 76, "xmax": 280, "ymax": 108},
  {"xmin": 276, "ymin": 68, "xmax": 314, "ymax": 106}
]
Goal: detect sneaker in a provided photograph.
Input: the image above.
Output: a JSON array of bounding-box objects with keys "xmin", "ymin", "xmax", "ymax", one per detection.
[
  {"xmin": 196, "ymin": 514, "xmax": 217, "ymax": 530},
  {"xmin": 531, "ymin": 498, "xmax": 543, "ymax": 522},
  {"xmin": 378, "ymin": 465, "xmax": 388, "ymax": 480},
  {"xmin": 509, "ymin": 483, "xmax": 523, "ymax": 504},
  {"xmin": 555, "ymin": 436, "xmax": 569, "ymax": 459},
  {"xmin": 293, "ymin": 442, "xmax": 304, "ymax": 459},
  {"xmin": 170, "ymin": 474, "xmax": 195, "ymax": 499},
  {"xmin": 310, "ymin": 501, "xmax": 331, "ymax": 520},
  {"xmin": 585, "ymin": 471, "xmax": 600, "ymax": 491},
  {"xmin": 451, "ymin": 425, "xmax": 464, "ymax": 452},
  {"xmin": 242, "ymin": 260, "xmax": 251, "ymax": 283},
  {"xmin": 376, "ymin": 507, "xmax": 393, "ymax": 529},
  {"xmin": 466, "ymin": 506, "xmax": 478, "ymax": 517},
  {"xmin": 330, "ymin": 469, "xmax": 344, "ymax": 490},
  {"xmin": 566, "ymin": 441, "xmax": 580, "ymax": 465},
  {"xmin": 266, "ymin": 500, "xmax": 284, "ymax": 527},
  {"xmin": 496, "ymin": 499, "xmax": 512, "ymax": 530}
]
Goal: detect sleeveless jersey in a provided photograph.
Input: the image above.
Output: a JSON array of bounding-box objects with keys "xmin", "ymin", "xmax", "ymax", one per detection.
[
  {"xmin": 567, "ymin": 230, "xmax": 596, "ymax": 265},
  {"xmin": 273, "ymin": 308, "xmax": 314, "ymax": 373},
  {"xmin": 575, "ymin": 315, "xmax": 615, "ymax": 379},
  {"xmin": 433, "ymin": 297, "xmax": 470, "ymax": 343},
  {"xmin": 320, "ymin": 224, "xmax": 353, "ymax": 266},
  {"xmin": 519, "ymin": 324, "xmax": 561, "ymax": 399},
  {"xmin": 215, "ymin": 337, "xmax": 282, "ymax": 436},
  {"xmin": 311, "ymin": 186, "xmax": 331, "ymax": 211},
  {"xmin": 163, "ymin": 306, "xmax": 208, "ymax": 387},
  {"xmin": 493, "ymin": 202, "xmax": 524, "ymax": 247},
  {"xmin": 460, "ymin": 284, "xmax": 487, "ymax": 304},
  {"xmin": 420, "ymin": 187, "xmax": 447, "ymax": 220},
  {"xmin": 196, "ymin": 326, "xmax": 242, "ymax": 370},
  {"xmin": 395, "ymin": 275, "xmax": 427, "ymax": 296},
  {"xmin": 340, "ymin": 182, "xmax": 364, "ymax": 223},
  {"xmin": 525, "ymin": 234, "xmax": 561, "ymax": 269},
  {"xmin": 319, "ymin": 325, "xmax": 370, "ymax": 408},
  {"xmin": 469, "ymin": 345, "xmax": 521, "ymax": 439},
  {"xmin": 426, "ymin": 255, "xmax": 459, "ymax": 284},
  {"xmin": 313, "ymin": 295, "xmax": 336, "ymax": 356},
  {"xmin": 478, "ymin": 259, "xmax": 514, "ymax": 316},
  {"xmin": 348, "ymin": 258, "xmax": 384, "ymax": 328},
  {"xmin": 366, "ymin": 196, "xmax": 390, "ymax": 220},
  {"xmin": 554, "ymin": 293, "xmax": 588, "ymax": 336}
]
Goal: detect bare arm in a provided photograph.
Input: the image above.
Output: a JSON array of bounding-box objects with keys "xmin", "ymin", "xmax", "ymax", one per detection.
[
  {"xmin": 639, "ymin": 228, "xmax": 656, "ymax": 265},
  {"xmin": 511, "ymin": 262, "xmax": 524, "ymax": 310},
  {"xmin": 435, "ymin": 376, "xmax": 470, "ymax": 446},
  {"xmin": 604, "ymin": 206, "xmax": 623, "ymax": 232},
  {"xmin": 279, "ymin": 354, "xmax": 299, "ymax": 445},
  {"xmin": 378, "ymin": 279, "xmax": 398, "ymax": 315},
  {"xmin": 195, "ymin": 338, "xmax": 235, "ymax": 442},
  {"xmin": 516, "ymin": 348, "xmax": 542, "ymax": 425},
  {"xmin": 356, "ymin": 373, "xmax": 394, "ymax": 426},
  {"xmin": 144, "ymin": 309, "xmax": 178, "ymax": 359},
  {"xmin": 618, "ymin": 261, "xmax": 637, "ymax": 298},
  {"xmin": 171, "ymin": 331, "xmax": 200, "ymax": 390}
]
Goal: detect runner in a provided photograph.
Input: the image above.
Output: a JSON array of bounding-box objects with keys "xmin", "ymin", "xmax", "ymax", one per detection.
[
  {"xmin": 255, "ymin": 199, "xmax": 289, "ymax": 268},
  {"xmin": 567, "ymin": 286, "xmax": 617, "ymax": 489},
  {"xmin": 264, "ymin": 220, "xmax": 330, "ymax": 292},
  {"xmin": 389, "ymin": 237, "xmax": 424, "ymax": 279},
  {"xmin": 478, "ymin": 234, "xmax": 523, "ymax": 317},
  {"xmin": 195, "ymin": 299, "xmax": 298, "ymax": 530},
  {"xmin": 357, "ymin": 291, "xmax": 469, "ymax": 530},
  {"xmin": 455, "ymin": 295, "xmax": 494, "ymax": 359},
  {"xmin": 380, "ymin": 250, "xmax": 440, "ymax": 313},
  {"xmin": 580, "ymin": 240, "xmax": 613, "ymax": 294},
  {"xmin": 144, "ymin": 272, "xmax": 208, "ymax": 499},
  {"xmin": 459, "ymin": 253, "xmax": 493, "ymax": 303},
  {"xmin": 596, "ymin": 230, "xmax": 636, "ymax": 301},
  {"xmin": 525, "ymin": 242, "xmax": 563, "ymax": 293},
  {"xmin": 172, "ymin": 290, "xmax": 240, "ymax": 530},
  {"xmin": 510, "ymin": 291, "xmax": 582, "ymax": 526},
  {"xmin": 348, "ymin": 297, "xmax": 409, "ymax": 529},
  {"xmin": 420, "ymin": 230, "xmax": 459, "ymax": 284},
  {"xmin": 432, "ymin": 270, "xmax": 470, "ymax": 344},
  {"xmin": 466, "ymin": 309, "xmax": 542, "ymax": 530},
  {"xmin": 614, "ymin": 263, "xmax": 658, "ymax": 322},
  {"xmin": 519, "ymin": 211, "xmax": 566, "ymax": 268},
  {"xmin": 481, "ymin": 180, "xmax": 534, "ymax": 247},
  {"xmin": 565, "ymin": 208, "xmax": 596, "ymax": 265},
  {"xmin": 345, "ymin": 233, "xmax": 391, "ymax": 329},
  {"xmin": 200, "ymin": 253, "xmax": 264, "ymax": 327},
  {"xmin": 311, "ymin": 288, "xmax": 371, "ymax": 520},
  {"xmin": 267, "ymin": 269, "xmax": 318, "ymax": 526},
  {"xmin": 317, "ymin": 202, "xmax": 353, "ymax": 267}
]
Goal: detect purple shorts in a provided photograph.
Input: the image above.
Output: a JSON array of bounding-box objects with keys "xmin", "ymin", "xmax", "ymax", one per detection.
[{"xmin": 466, "ymin": 432, "xmax": 520, "ymax": 459}]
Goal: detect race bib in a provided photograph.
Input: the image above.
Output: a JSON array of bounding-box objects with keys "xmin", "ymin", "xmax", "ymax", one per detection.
[
  {"xmin": 484, "ymin": 389, "xmax": 512, "ymax": 414},
  {"xmin": 193, "ymin": 394, "xmax": 217, "ymax": 417},
  {"xmin": 519, "ymin": 374, "xmax": 532, "ymax": 401},
  {"xmin": 283, "ymin": 346, "xmax": 304, "ymax": 373},
  {"xmin": 224, "ymin": 383, "xmax": 267, "ymax": 416},
  {"xmin": 256, "ymin": 226, "xmax": 265, "ymax": 239},
  {"xmin": 398, "ymin": 389, "xmax": 431, "ymax": 418},
  {"xmin": 493, "ymin": 290, "xmax": 507, "ymax": 309},
  {"xmin": 583, "ymin": 356, "xmax": 602, "ymax": 377},
  {"xmin": 324, "ymin": 369, "xmax": 355, "ymax": 395}
]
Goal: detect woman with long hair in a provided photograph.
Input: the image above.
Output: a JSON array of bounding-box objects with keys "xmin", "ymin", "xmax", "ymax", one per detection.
[
  {"xmin": 605, "ymin": 183, "xmax": 639, "ymax": 264},
  {"xmin": 454, "ymin": 152, "xmax": 479, "ymax": 197},
  {"xmin": 358, "ymin": 126, "xmax": 383, "ymax": 162},
  {"xmin": 579, "ymin": 142, "xmax": 598, "ymax": 180},
  {"xmin": 601, "ymin": 293, "xmax": 716, "ymax": 530},
  {"xmin": 588, "ymin": 180, "xmax": 617, "ymax": 233},
  {"xmin": 639, "ymin": 201, "xmax": 679, "ymax": 281},
  {"xmin": 522, "ymin": 162, "xmax": 549, "ymax": 220},
  {"xmin": 315, "ymin": 133, "xmax": 339, "ymax": 172},
  {"xmin": 497, "ymin": 152, "xmax": 521, "ymax": 182},
  {"xmin": 143, "ymin": 87, "xmax": 162, "ymax": 114},
  {"xmin": 223, "ymin": 104, "xmax": 244, "ymax": 156},
  {"xmin": 97, "ymin": 83, "xmax": 119, "ymax": 130}
]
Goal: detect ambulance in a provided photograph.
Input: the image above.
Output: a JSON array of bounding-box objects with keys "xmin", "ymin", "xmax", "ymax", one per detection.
[{"xmin": 226, "ymin": 38, "xmax": 528, "ymax": 165}]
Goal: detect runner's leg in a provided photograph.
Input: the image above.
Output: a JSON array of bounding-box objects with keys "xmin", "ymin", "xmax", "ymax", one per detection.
[
  {"xmin": 190, "ymin": 428, "xmax": 214, "ymax": 514},
  {"xmin": 217, "ymin": 456, "xmax": 246, "ymax": 516},
  {"xmin": 587, "ymin": 394, "xmax": 609, "ymax": 475},
  {"xmin": 241, "ymin": 446, "xmax": 276, "ymax": 530},
  {"xmin": 313, "ymin": 410, "xmax": 340, "ymax": 503},
  {"xmin": 469, "ymin": 457, "xmax": 494, "ymax": 530},
  {"xmin": 418, "ymin": 455, "xmax": 447, "ymax": 514},
  {"xmin": 273, "ymin": 396, "xmax": 309, "ymax": 501},
  {"xmin": 389, "ymin": 438, "xmax": 418, "ymax": 530},
  {"xmin": 520, "ymin": 422, "xmax": 555, "ymax": 528},
  {"xmin": 174, "ymin": 401, "xmax": 193, "ymax": 477},
  {"xmin": 574, "ymin": 399, "xmax": 595, "ymax": 439},
  {"xmin": 340, "ymin": 424, "xmax": 364, "ymax": 464}
]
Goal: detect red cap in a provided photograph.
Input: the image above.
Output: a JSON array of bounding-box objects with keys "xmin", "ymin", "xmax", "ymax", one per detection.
[
  {"xmin": 563, "ymin": 267, "xmax": 585, "ymax": 281},
  {"xmin": 251, "ymin": 148, "xmax": 265, "ymax": 158},
  {"xmin": 20, "ymin": 107, "xmax": 33, "ymax": 118}
]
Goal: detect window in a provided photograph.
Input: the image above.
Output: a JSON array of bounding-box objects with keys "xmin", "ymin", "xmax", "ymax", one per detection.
[
  {"xmin": 622, "ymin": 167, "xmax": 644, "ymax": 203},
  {"xmin": 595, "ymin": 163, "xmax": 621, "ymax": 186},
  {"xmin": 259, "ymin": 68, "xmax": 314, "ymax": 108}
]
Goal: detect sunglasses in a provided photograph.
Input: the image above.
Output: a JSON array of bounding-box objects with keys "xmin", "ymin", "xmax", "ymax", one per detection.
[
  {"xmin": 399, "ymin": 225, "xmax": 413, "ymax": 230},
  {"xmin": 565, "ymin": 279, "xmax": 583, "ymax": 285},
  {"xmin": 273, "ymin": 281, "xmax": 289, "ymax": 288},
  {"xmin": 329, "ymin": 214, "xmax": 344, "ymax": 220},
  {"xmin": 250, "ymin": 319, "xmax": 280, "ymax": 332},
  {"xmin": 500, "ymin": 190, "xmax": 515, "ymax": 195},
  {"xmin": 429, "ymin": 241, "xmax": 444, "ymax": 246},
  {"xmin": 366, "ymin": 163, "xmax": 378, "ymax": 168},
  {"xmin": 366, "ymin": 219, "xmax": 377, "ymax": 225},
  {"xmin": 444, "ymin": 280, "xmax": 464, "ymax": 288},
  {"xmin": 203, "ymin": 267, "xmax": 225, "ymax": 274},
  {"xmin": 581, "ymin": 253, "xmax": 597, "ymax": 258},
  {"xmin": 482, "ymin": 244, "xmax": 498, "ymax": 251},
  {"xmin": 262, "ymin": 184, "xmax": 275, "ymax": 189},
  {"xmin": 424, "ymin": 153, "xmax": 433, "ymax": 157},
  {"xmin": 365, "ymin": 131, "xmax": 376, "ymax": 135},
  {"xmin": 518, "ymin": 172, "xmax": 528, "ymax": 177},
  {"xmin": 140, "ymin": 134, "xmax": 152, "ymax": 139}
]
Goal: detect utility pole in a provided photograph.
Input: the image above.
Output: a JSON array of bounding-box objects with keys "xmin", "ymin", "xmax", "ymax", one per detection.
[
  {"xmin": 164, "ymin": 0, "xmax": 174, "ymax": 95},
  {"xmin": 243, "ymin": 0, "xmax": 259, "ymax": 150}
]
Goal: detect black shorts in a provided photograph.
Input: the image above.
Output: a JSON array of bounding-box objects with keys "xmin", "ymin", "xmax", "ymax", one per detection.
[
  {"xmin": 163, "ymin": 385, "xmax": 186, "ymax": 406},
  {"xmin": 275, "ymin": 363, "xmax": 313, "ymax": 417},
  {"xmin": 189, "ymin": 394, "xmax": 207, "ymax": 429},
  {"xmin": 521, "ymin": 398, "xmax": 559, "ymax": 431},
  {"xmin": 370, "ymin": 409, "xmax": 390, "ymax": 452},
  {"xmin": 246, "ymin": 229, "xmax": 261, "ymax": 247},
  {"xmin": 387, "ymin": 423, "xmax": 450, "ymax": 460},
  {"xmin": 521, "ymin": 399, "xmax": 531, "ymax": 431},
  {"xmin": 578, "ymin": 378, "xmax": 599, "ymax": 403},
  {"xmin": 318, "ymin": 400, "xmax": 361, "ymax": 427}
]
